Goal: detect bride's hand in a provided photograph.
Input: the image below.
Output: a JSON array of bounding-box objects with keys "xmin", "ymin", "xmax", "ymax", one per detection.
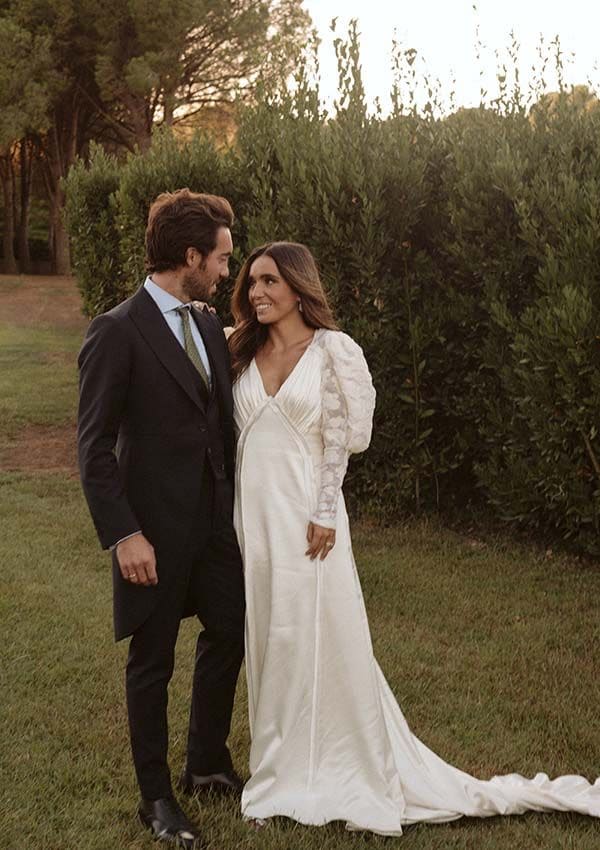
[
  {"xmin": 192, "ymin": 300, "xmax": 217, "ymax": 314},
  {"xmin": 306, "ymin": 522, "xmax": 336, "ymax": 561}
]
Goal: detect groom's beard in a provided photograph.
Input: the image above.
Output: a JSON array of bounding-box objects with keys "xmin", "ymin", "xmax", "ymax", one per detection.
[{"xmin": 182, "ymin": 263, "xmax": 215, "ymax": 302}]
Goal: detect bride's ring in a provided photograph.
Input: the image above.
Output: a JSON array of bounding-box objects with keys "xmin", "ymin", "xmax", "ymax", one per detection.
[{"xmin": 325, "ymin": 542, "xmax": 334, "ymax": 548}]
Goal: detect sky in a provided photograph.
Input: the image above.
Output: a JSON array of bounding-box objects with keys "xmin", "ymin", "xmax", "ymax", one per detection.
[{"xmin": 300, "ymin": 0, "xmax": 600, "ymax": 113}]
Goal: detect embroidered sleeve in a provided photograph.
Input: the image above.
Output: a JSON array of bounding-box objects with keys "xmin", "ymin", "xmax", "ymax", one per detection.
[{"xmin": 311, "ymin": 331, "xmax": 376, "ymax": 529}]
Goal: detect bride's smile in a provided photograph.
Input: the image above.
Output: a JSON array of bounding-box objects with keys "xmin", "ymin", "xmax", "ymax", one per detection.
[{"xmin": 248, "ymin": 255, "xmax": 301, "ymax": 324}]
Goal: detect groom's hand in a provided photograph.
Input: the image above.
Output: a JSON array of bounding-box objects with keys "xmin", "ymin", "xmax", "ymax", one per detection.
[
  {"xmin": 305, "ymin": 522, "xmax": 336, "ymax": 561},
  {"xmin": 116, "ymin": 534, "xmax": 158, "ymax": 586}
]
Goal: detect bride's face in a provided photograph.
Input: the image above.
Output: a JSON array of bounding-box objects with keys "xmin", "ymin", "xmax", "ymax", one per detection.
[{"xmin": 248, "ymin": 255, "xmax": 301, "ymax": 324}]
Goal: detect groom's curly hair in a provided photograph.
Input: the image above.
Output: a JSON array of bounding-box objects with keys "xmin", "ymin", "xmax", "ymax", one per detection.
[{"xmin": 145, "ymin": 188, "xmax": 234, "ymax": 272}]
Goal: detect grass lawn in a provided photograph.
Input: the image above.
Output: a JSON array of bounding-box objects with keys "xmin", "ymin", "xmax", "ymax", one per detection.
[
  {"xmin": 1, "ymin": 277, "xmax": 599, "ymax": 849},
  {"xmin": 0, "ymin": 323, "xmax": 82, "ymax": 435}
]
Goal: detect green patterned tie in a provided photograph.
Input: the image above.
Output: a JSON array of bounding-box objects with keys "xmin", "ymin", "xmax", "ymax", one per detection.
[{"xmin": 176, "ymin": 305, "xmax": 210, "ymax": 391}]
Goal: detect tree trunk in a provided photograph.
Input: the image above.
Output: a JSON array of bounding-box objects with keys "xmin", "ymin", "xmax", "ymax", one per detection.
[
  {"xmin": 122, "ymin": 91, "xmax": 154, "ymax": 151},
  {"xmin": 41, "ymin": 107, "xmax": 78, "ymax": 275},
  {"xmin": 163, "ymin": 87, "xmax": 175, "ymax": 126},
  {"xmin": 17, "ymin": 138, "xmax": 33, "ymax": 274},
  {"xmin": 50, "ymin": 193, "xmax": 70, "ymax": 274},
  {"xmin": 0, "ymin": 152, "xmax": 18, "ymax": 274}
]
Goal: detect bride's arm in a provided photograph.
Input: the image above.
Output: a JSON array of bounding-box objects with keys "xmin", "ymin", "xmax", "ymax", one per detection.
[{"xmin": 309, "ymin": 331, "xmax": 376, "ymax": 549}]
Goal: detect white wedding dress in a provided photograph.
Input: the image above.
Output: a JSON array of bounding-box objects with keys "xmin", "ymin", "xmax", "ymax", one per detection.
[{"xmin": 232, "ymin": 328, "xmax": 600, "ymax": 835}]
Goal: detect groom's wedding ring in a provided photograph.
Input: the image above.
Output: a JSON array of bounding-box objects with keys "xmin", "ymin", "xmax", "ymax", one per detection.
[{"xmin": 128, "ymin": 573, "xmax": 136, "ymax": 579}]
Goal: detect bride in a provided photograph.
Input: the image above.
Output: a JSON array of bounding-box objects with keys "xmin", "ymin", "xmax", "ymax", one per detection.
[{"xmin": 226, "ymin": 241, "xmax": 600, "ymax": 834}]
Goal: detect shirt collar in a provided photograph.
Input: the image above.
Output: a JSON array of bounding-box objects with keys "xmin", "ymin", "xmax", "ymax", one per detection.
[{"xmin": 144, "ymin": 276, "xmax": 191, "ymax": 314}]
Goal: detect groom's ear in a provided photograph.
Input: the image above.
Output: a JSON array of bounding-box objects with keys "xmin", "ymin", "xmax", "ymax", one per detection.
[{"xmin": 185, "ymin": 246, "xmax": 205, "ymax": 267}]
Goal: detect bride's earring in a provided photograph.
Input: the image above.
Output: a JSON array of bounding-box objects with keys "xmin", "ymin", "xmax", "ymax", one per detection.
[{"xmin": 298, "ymin": 300, "xmax": 303, "ymax": 313}]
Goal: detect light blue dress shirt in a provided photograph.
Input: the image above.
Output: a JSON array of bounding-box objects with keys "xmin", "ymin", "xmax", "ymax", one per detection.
[{"xmin": 143, "ymin": 276, "xmax": 213, "ymax": 384}]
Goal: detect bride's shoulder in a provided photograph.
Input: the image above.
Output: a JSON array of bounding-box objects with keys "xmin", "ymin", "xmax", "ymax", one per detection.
[
  {"xmin": 315, "ymin": 329, "xmax": 376, "ymax": 452},
  {"xmin": 315, "ymin": 328, "xmax": 368, "ymax": 361}
]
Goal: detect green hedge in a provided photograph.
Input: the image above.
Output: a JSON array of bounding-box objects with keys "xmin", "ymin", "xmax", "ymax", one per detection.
[
  {"xmin": 64, "ymin": 143, "xmax": 124, "ymax": 317},
  {"xmin": 64, "ymin": 50, "xmax": 600, "ymax": 555}
]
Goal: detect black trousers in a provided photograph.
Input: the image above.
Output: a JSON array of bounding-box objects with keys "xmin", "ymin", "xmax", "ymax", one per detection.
[{"xmin": 125, "ymin": 471, "xmax": 245, "ymax": 800}]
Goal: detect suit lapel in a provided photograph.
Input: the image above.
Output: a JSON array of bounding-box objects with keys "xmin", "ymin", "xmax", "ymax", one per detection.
[{"xmin": 129, "ymin": 287, "xmax": 206, "ymax": 411}]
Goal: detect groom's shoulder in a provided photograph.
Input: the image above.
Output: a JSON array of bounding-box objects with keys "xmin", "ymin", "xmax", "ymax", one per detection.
[
  {"xmin": 81, "ymin": 291, "xmax": 143, "ymax": 352},
  {"xmin": 191, "ymin": 301, "xmax": 221, "ymax": 322},
  {"xmin": 191, "ymin": 302, "xmax": 227, "ymax": 338},
  {"xmin": 102, "ymin": 290, "xmax": 140, "ymax": 320},
  {"xmin": 92, "ymin": 289, "xmax": 144, "ymax": 328}
]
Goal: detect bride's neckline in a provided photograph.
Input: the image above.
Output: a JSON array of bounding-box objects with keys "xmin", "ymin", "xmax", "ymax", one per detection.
[{"xmin": 253, "ymin": 329, "xmax": 321, "ymax": 398}]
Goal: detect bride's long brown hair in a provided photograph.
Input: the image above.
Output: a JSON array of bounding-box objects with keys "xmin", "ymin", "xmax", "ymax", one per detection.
[{"xmin": 229, "ymin": 242, "xmax": 338, "ymax": 379}]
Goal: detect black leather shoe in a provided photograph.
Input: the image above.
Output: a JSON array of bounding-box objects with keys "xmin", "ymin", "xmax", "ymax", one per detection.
[
  {"xmin": 138, "ymin": 796, "xmax": 203, "ymax": 848},
  {"xmin": 179, "ymin": 768, "xmax": 244, "ymax": 798}
]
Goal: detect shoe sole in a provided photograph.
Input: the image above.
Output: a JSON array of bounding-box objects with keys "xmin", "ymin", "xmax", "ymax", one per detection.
[{"xmin": 138, "ymin": 809, "xmax": 200, "ymax": 848}]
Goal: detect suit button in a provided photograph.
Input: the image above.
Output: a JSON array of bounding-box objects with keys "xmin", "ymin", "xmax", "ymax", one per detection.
[{"xmin": 207, "ymin": 447, "xmax": 212, "ymax": 455}]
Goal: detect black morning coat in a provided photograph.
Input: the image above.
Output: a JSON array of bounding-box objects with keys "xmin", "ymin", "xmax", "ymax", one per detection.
[{"xmin": 77, "ymin": 286, "xmax": 236, "ymax": 640}]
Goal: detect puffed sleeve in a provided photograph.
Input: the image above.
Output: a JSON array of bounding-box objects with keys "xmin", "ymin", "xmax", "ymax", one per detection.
[{"xmin": 311, "ymin": 331, "xmax": 376, "ymax": 529}]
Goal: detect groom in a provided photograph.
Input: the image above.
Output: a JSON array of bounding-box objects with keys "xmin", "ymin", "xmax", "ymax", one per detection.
[{"xmin": 77, "ymin": 189, "xmax": 245, "ymax": 848}]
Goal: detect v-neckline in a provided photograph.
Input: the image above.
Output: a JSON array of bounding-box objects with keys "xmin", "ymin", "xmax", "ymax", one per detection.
[{"xmin": 253, "ymin": 330, "xmax": 319, "ymax": 399}]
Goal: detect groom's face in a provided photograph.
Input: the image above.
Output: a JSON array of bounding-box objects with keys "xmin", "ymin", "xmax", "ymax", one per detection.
[{"xmin": 183, "ymin": 226, "xmax": 233, "ymax": 301}]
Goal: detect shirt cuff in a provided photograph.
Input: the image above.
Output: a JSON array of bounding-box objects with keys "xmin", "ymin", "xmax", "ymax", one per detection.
[{"xmin": 110, "ymin": 530, "xmax": 142, "ymax": 551}]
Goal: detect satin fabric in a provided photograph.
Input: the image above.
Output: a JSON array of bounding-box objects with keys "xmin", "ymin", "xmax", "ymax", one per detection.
[{"xmin": 233, "ymin": 329, "xmax": 600, "ymax": 834}]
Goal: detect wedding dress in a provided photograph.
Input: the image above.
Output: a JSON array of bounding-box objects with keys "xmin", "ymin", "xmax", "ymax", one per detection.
[{"xmin": 232, "ymin": 327, "xmax": 600, "ymax": 835}]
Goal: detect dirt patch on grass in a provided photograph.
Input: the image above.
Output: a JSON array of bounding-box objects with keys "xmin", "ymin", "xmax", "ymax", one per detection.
[
  {"xmin": 0, "ymin": 275, "xmax": 88, "ymax": 331},
  {"xmin": 0, "ymin": 423, "xmax": 78, "ymax": 476},
  {"xmin": 0, "ymin": 276, "xmax": 85, "ymax": 475}
]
